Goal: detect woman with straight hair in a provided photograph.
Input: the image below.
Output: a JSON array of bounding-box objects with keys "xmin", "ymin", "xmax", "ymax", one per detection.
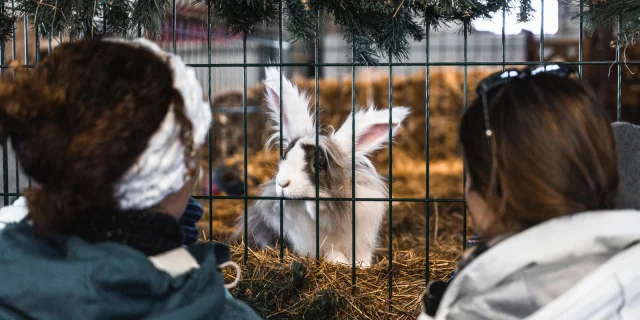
[{"xmin": 419, "ymin": 65, "xmax": 640, "ymax": 320}]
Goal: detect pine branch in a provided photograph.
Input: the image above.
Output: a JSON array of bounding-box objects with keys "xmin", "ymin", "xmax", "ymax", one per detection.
[
  {"xmin": 309, "ymin": 0, "xmax": 384, "ymax": 65},
  {"xmin": 284, "ymin": 0, "xmax": 316, "ymax": 45},
  {"xmin": 17, "ymin": 0, "xmax": 74, "ymax": 37},
  {"xmin": 130, "ymin": 0, "xmax": 169, "ymax": 38},
  {"xmin": 104, "ymin": 0, "xmax": 131, "ymax": 37},
  {"xmin": 3, "ymin": 0, "xmax": 636, "ymax": 67},
  {"xmin": 13, "ymin": 0, "xmax": 171, "ymax": 39},
  {"xmin": 380, "ymin": 3, "xmax": 425, "ymax": 62},
  {"xmin": 210, "ymin": 0, "xmax": 279, "ymax": 36},
  {"xmin": 0, "ymin": 11, "xmax": 15, "ymax": 43},
  {"xmin": 411, "ymin": 2, "xmax": 446, "ymax": 31},
  {"xmin": 572, "ymin": 0, "xmax": 640, "ymax": 48},
  {"xmin": 517, "ymin": 0, "xmax": 534, "ymax": 23}
]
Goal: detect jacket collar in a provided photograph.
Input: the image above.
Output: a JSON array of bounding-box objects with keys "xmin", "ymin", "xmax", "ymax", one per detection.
[{"xmin": 440, "ymin": 210, "xmax": 640, "ymax": 308}]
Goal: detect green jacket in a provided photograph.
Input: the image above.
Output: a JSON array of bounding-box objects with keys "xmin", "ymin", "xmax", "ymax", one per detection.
[{"xmin": 0, "ymin": 221, "xmax": 261, "ymax": 320}]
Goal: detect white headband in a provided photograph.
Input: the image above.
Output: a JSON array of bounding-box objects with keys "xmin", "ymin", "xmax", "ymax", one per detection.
[{"xmin": 107, "ymin": 38, "xmax": 212, "ymax": 211}]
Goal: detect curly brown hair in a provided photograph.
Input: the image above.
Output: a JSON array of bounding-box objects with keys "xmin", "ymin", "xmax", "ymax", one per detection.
[
  {"xmin": 0, "ymin": 37, "xmax": 196, "ymax": 236},
  {"xmin": 460, "ymin": 73, "xmax": 619, "ymax": 239}
]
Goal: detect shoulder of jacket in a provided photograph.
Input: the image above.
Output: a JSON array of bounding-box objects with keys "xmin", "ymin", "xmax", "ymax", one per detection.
[{"xmin": 527, "ymin": 243, "xmax": 640, "ymax": 320}]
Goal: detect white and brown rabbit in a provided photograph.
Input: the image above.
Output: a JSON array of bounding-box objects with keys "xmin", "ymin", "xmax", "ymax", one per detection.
[{"xmin": 233, "ymin": 67, "xmax": 409, "ymax": 267}]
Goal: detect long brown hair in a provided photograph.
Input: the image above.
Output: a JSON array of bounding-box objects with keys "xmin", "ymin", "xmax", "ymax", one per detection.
[
  {"xmin": 0, "ymin": 37, "xmax": 196, "ymax": 236},
  {"xmin": 460, "ymin": 73, "xmax": 619, "ymax": 239}
]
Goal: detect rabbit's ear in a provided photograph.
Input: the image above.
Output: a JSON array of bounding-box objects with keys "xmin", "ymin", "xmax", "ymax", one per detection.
[
  {"xmin": 333, "ymin": 106, "xmax": 410, "ymax": 158},
  {"xmin": 263, "ymin": 67, "xmax": 315, "ymax": 145}
]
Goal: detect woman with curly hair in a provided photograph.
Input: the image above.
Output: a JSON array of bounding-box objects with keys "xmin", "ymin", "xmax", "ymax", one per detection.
[{"xmin": 0, "ymin": 37, "xmax": 260, "ymax": 319}]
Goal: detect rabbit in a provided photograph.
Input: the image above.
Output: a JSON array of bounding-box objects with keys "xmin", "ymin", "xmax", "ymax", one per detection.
[{"xmin": 232, "ymin": 67, "xmax": 409, "ymax": 267}]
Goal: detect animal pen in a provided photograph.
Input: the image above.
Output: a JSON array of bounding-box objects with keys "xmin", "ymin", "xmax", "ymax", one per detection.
[{"xmin": 1, "ymin": 1, "xmax": 640, "ymax": 319}]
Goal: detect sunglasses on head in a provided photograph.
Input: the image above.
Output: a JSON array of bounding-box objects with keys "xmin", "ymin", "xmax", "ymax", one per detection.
[{"xmin": 476, "ymin": 64, "xmax": 577, "ymax": 149}]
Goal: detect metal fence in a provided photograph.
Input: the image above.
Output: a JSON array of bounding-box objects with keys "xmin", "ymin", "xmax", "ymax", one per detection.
[{"xmin": 1, "ymin": 0, "xmax": 639, "ymax": 311}]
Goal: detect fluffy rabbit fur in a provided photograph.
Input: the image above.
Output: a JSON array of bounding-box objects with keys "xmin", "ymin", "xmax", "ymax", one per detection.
[{"xmin": 233, "ymin": 68, "xmax": 409, "ymax": 267}]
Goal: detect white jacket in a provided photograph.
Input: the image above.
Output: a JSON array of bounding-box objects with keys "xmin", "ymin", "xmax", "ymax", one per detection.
[
  {"xmin": 0, "ymin": 197, "xmax": 27, "ymax": 232},
  {"xmin": 419, "ymin": 210, "xmax": 640, "ymax": 320}
]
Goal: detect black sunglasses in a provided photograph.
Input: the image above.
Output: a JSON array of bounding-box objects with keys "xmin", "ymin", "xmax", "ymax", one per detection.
[{"xmin": 476, "ymin": 64, "xmax": 577, "ymax": 150}]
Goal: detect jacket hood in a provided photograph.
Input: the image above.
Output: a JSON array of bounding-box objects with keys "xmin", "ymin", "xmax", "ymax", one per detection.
[
  {"xmin": 0, "ymin": 221, "xmax": 250, "ymax": 320},
  {"xmin": 612, "ymin": 121, "xmax": 640, "ymax": 210}
]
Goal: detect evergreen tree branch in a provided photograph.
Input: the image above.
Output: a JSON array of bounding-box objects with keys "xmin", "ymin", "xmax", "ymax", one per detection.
[
  {"xmin": 130, "ymin": 0, "xmax": 168, "ymax": 38},
  {"xmin": 284, "ymin": 0, "xmax": 316, "ymax": 45},
  {"xmin": 0, "ymin": 9, "xmax": 16, "ymax": 43},
  {"xmin": 3, "ymin": 0, "xmax": 639, "ymax": 64},
  {"xmin": 572, "ymin": 0, "xmax": 640, "ymax": 48},
  {"xmin": 211, "ymin": 0, "xmax": 279, "ymax": 36}
]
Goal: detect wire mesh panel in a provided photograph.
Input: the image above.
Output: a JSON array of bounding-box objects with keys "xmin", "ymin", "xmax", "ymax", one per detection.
[{"xmin": 1, "ymin": 1, "xmax": 639, "ymax": 318}]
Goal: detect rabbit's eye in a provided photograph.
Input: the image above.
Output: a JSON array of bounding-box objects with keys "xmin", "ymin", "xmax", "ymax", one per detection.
[
  {"xmin": 302, "ymin": 144, "xmax": 328, "ymax": 172},
  {"xmin": 316, "ymin": 151, "xmax": 327, "ymax": 169}
]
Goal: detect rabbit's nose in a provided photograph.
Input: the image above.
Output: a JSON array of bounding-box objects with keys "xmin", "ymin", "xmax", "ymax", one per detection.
[{"xmin": 278, "ymin": 180, "xmax": 291, "ymax": 189}]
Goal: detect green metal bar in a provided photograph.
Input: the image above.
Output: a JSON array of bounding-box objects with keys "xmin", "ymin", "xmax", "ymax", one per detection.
[
  {"xmin": 23, "ymin": 16, "xmax": 28, "ymax": 64},
  {"xmin": 0, "ymin": 192, "xmax": 465, "ymax": 203},
  {"xmin": 279, "ymin": 0, "xmax": 285, "ymax": 262},
  {"xmin": 182, "ymin": 60, "xmax": 640, "ymax": 67},
  {"xmin": 462, "ymin": 24, "xmax": 468, "ymax": 250},
  {"xmin": 0, "ymin": 192, "xmax": 24, "ymax": 197},
  {"xmin": 172, "ymin": 0, "xmax": 177, "ymax": 54},
  {"xmin": 350, "ymin": 44, "xmax": 357, "ymax": 293},
  {"xmin": 31, "ymin": 25, "xmax": 39, "ymax": 189},
  {"xmin": 35, "ymin": 25, "xmax": 40, "ymax": 63},
  {"xmin": 103, "ymin": 4, "xmax": 107, "ymax": 35},
  {"xmin": 10, "ymin": 0, "xmax": 15, "ymax": 63},
  {"xmin": 44, "ymin": 29, "xmax": 51, "ymax": 210},
  {"xmin": 540, "ymin": 0, "xmax": 544, "ymax": 62},
  {"xmin": 616, "ymin": 19, "xmax": 623, "ymax": 121},
  {"xmin": 14, "ymin": 12, "xmax": 30, "ymax": 193},
  {"xmin": 387, "ymin": 49, "xmax": 394, "ymax": 305},
  {"xmin": 314, "ymin": 10, "xmax": 320, "ymax": 262},
  {"xmin": 12, "ymin": 0, "xmax": 18, "ymax": 194},
  {"xmin": 502, "ymin": 3, "xmax": 506, "ymax": 72},
  {"xmin": 5, "ymin": 61, "xmax": 640, "ymax": 69},
  {"xmin": 579, "ymin": 1, "xmax": 584, "ymax": 78},
  {"xmin": 425, "ymin": 27, "xmax": 431, "ymax": 285},
  {"xmin": 243, "ymin": 33, "xmax": 249, "ymax": 263},
  {"xmin": 0, "ymin": 1, "xmax": 4, "ymax": 73},
  {"xmin": 207, "ymin": 0, "xmax": 214, "ymax": 245},
  {"xmin": 1, "ymin": 1, "xmax": 7, "ymax": 205}
]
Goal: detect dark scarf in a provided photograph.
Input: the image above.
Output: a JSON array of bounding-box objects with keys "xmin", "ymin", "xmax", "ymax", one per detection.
[
  {"xmin": 62, "ymin": 210, "xmax": 185, "ymax": 256},
  {"xmin": 421, "ymin": 233, "xmax": 512, "ymax": 317}
]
